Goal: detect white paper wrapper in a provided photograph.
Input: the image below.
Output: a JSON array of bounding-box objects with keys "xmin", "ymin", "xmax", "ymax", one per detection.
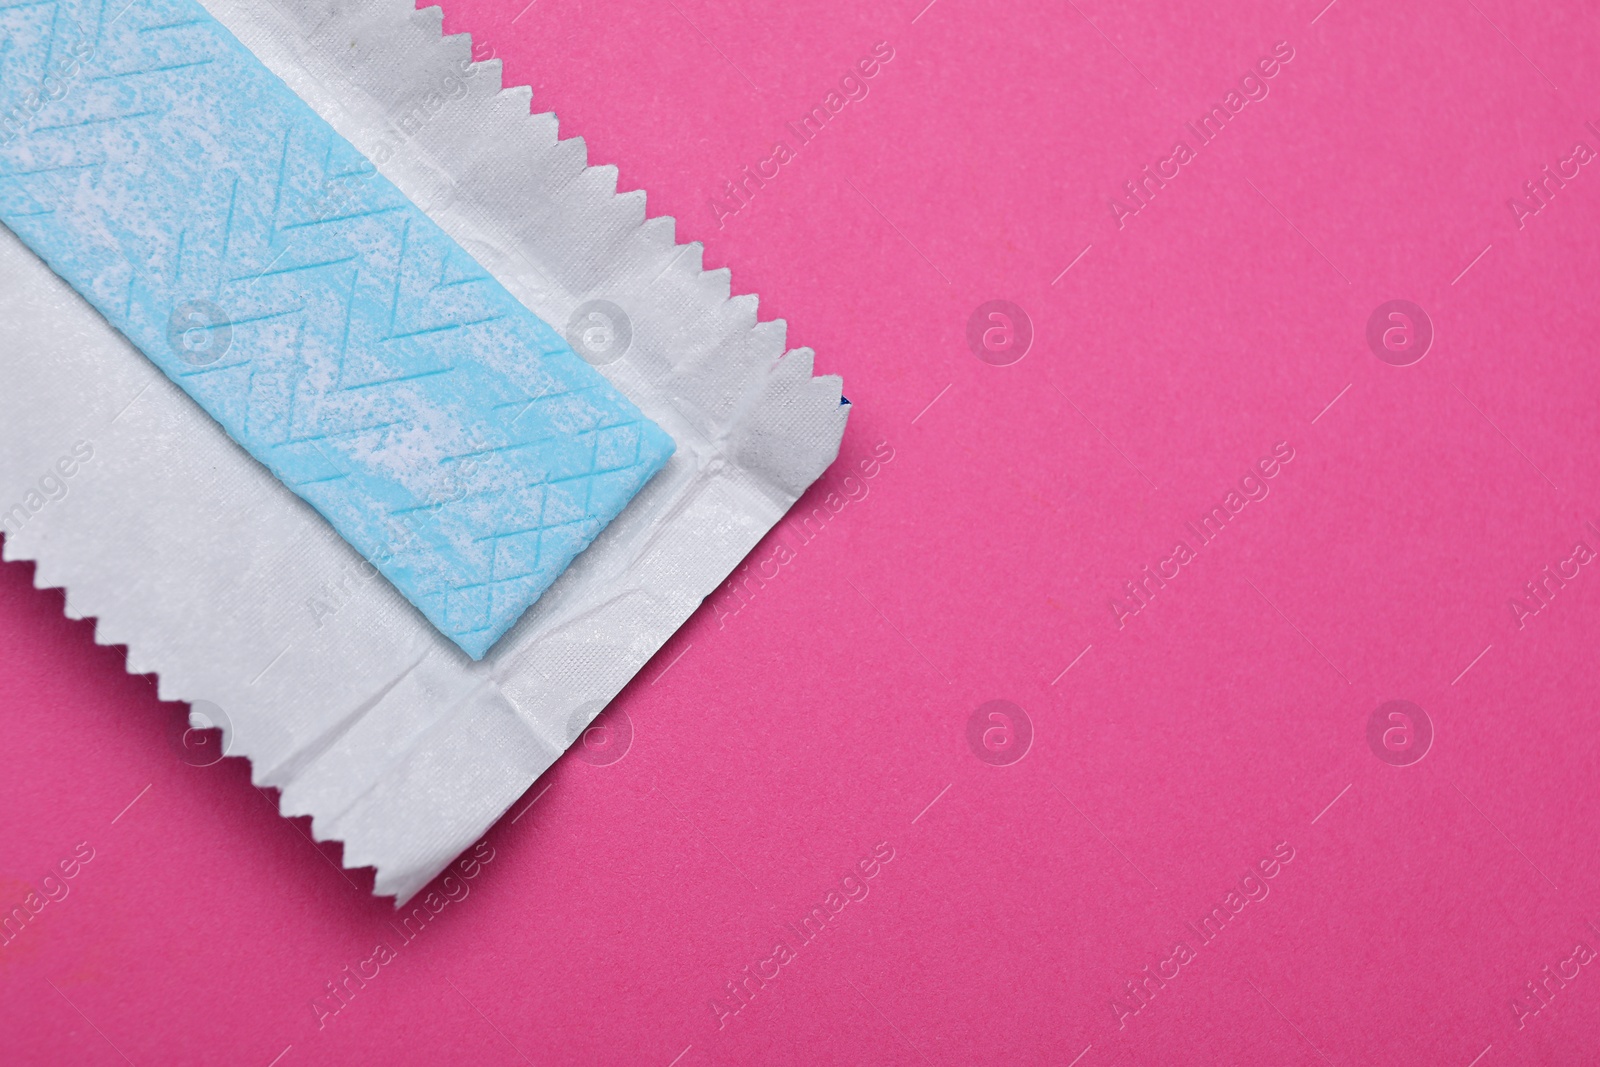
[{"xmin": 0, "ymin": 0, "xmax": 846, "ymax": 903}]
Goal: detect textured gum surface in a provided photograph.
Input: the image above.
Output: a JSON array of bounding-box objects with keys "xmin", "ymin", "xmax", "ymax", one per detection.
[{"xmin": 0, "ymin": 0, "xmax": 674, "ymax": 658}]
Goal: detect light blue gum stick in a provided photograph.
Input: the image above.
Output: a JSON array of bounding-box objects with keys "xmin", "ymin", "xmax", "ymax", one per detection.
[{"xmin": 0, "ymin": 0, "xmax": 675, "ymax": 659}]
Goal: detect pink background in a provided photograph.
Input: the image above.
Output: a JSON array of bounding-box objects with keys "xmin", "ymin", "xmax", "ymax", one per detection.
[{"xmin": 4, "ymin": 0, "xmax": 1600, "ymax": 1063}]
